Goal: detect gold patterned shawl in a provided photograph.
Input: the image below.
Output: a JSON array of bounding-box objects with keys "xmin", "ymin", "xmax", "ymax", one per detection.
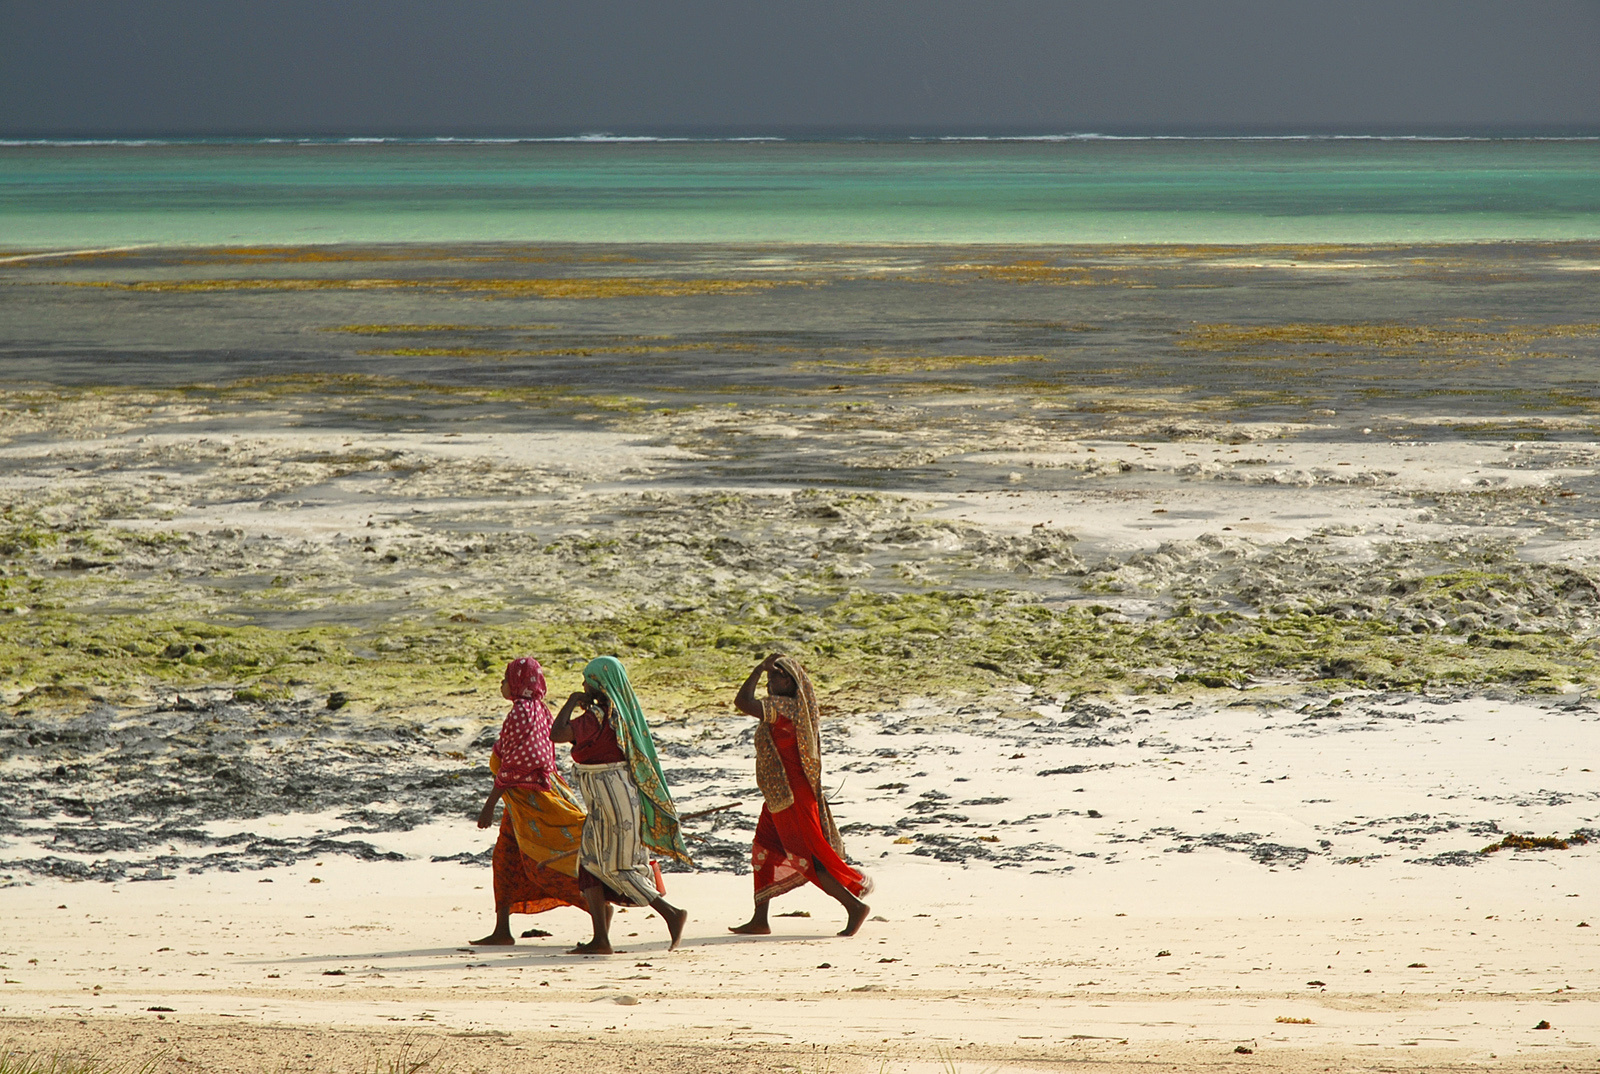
[
  {"xmin": 754, "ymin": 656, "xmax": 844, "ymax": 854},
  {"xmin": 489, "ymin": 753, "xmax": 586, "ymax": 877}
]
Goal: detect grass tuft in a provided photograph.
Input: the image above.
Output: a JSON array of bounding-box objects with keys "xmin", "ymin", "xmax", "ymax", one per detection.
[
  {"xmin": 362, "ymin": 1039, "xmax": 446, "ymax": 1074},
  {"xmin": 0, "ymin": 1048, "xmax": 162, "ymax": 1074}
]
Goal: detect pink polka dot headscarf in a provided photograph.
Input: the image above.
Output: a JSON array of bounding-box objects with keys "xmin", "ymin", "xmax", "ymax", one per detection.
[
  {"xmin": 494, "ymin": 656, "xmax": 556, "ymax": 790},
  {"xmin": 503, "ymin": 656, "xmax": 547, "ymax": 701}
]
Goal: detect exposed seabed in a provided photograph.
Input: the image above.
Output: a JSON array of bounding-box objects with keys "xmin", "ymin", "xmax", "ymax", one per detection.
[{"xmin": 3, "ymin": 240, "xmax": 1599, "ymax": 887}]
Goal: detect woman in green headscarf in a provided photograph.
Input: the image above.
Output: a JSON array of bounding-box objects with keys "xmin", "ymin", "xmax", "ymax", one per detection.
[{"xmin": 551, "ymin": 656, "xmax": 691, "ymax": 953}]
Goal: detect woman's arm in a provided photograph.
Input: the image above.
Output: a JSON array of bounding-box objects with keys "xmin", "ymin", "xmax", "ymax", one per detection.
[
  {"xmin": 734, "ymin": 654, "xmax": 781, "ymax": 718},
  {"xmin": 549, "ymin": 690, "xmax": 587, "ymax": 744},
  {"xmin": 476, "ymin": 786, "xmax": 503, "ymax": 829}
]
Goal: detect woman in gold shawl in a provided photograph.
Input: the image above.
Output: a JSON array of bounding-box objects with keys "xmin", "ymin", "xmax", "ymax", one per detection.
[{"xmin": 730, "ymin": 654, "xmax": 871, "ymax": 937}]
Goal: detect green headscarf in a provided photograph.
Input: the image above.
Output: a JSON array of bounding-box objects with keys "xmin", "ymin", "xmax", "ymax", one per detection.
[{"xmin": 582, "ymin": 656, "xmax": 692, "ymax": 865}]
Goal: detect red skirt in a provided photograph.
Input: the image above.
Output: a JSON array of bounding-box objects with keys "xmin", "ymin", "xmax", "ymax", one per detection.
[
  {"xmin": 752, "ymin": 722, "xmax": 870, "ymax": 903},
  {"xmin": 492, "ymin": 813, "xmax": 586, "ymax": 915}
]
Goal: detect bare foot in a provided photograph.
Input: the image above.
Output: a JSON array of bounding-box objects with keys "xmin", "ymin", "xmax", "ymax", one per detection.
[
  {"xmin": 839, "ymin": 902, "xmax": 870, "ymax": 937},
  {"xmin": 662, "ymin": 906, "xmax": 688, "ymax": 950},
  {"xmin": 568, "ymin": 939, "xmax": 613, "ymax": 955},
  {"xmin": 470, "ymin": 932, "xmax": 514, "ymax": 946},
  {"xmin": 728, "ymin": 920, "xmax": 771, "ymax": 935}
]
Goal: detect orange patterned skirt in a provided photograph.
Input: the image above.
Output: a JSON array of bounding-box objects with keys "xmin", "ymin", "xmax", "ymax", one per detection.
[
  {"xmin": 493, "ymin": 816, "xmax": 586, "ymax": 914},
  {"xmin": 490, "ymin": 758, "xmax": 588, "ymax": 915}
]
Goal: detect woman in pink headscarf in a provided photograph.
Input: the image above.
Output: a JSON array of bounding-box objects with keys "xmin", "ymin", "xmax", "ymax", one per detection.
[{"xmin": 470, "ymin": 656, "xmax": 589, "ymax": 946}]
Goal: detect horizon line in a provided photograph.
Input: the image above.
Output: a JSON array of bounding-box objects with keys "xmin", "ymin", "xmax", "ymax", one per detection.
[{"xmin": 5, "ymin": 129, "xmax": 1600, "ymax": 147}]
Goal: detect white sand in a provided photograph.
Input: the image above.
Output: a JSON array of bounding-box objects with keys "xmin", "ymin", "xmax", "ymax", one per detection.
[
  {"xmin": 930, "ymin": 437, "xmax": 1599, "ymax": 553},
  {"xmin": 4, "ymin": 694, "xmax": 1599, "ymax": 1070}
]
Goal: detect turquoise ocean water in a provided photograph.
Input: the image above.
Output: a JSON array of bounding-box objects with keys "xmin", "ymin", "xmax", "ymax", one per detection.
[{"xmin": 1, "ymin": 138, "xmax": 1598, "ymax": 248}]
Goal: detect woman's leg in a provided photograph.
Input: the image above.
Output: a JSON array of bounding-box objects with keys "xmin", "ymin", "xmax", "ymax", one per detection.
[
  {"xmin": 811, "ymin": 858, "xmax": 870, "ymax": 936},
  {"xmin": 733, "ymin": 806, "xmax": 785, "ymax": 934},
  {"xmin": 569, "ymin": 884, "xmax": 613, "ymax": 954},
  {"xmin": 729, "ymin": 898, "xmax": 771, "ymax": 935},
  {"xmin": 475, "ymin": 822, "xmax": 520, "ymax": 945},
  {"xmin": 650, "ymin": 896, "xmax": 688, "ymax": 950},
  {"xmin": 572, "ymin": 767, "xmax": 675, "ymax": 951},
  {"xmin": 470, "ymin": 905, "xmax": 514, "ymax": 946},
  {"xmin": 571, "ymin": 769, "xmax": 625, "ymax": 954}
]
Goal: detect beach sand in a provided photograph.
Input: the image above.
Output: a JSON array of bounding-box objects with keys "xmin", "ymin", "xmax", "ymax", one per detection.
[
  {"xmin": 3, "ymin": 782, "xmax": 1598, "ymax": 1073},
  {"xmin": 4, "ymin": 688, "xmax": 1600, "ymax": 1071}
]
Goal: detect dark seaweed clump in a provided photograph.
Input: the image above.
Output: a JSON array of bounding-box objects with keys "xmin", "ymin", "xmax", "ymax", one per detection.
[
  {"xmin": 0, "ymin": 694, "xmax": 484, "ymax": 884},
  {"xmin": 1481, "ymin": 830, "xmax": 1596, "ymax": 854}
]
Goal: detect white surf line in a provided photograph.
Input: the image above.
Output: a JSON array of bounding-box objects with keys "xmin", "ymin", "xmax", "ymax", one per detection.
[{"xmin": 0, "ymin": 243, "xmax": 158, "ymax": 264}]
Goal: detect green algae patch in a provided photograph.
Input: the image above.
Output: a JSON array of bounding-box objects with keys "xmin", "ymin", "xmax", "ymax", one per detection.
[
  {"xmin": 1178, "ymin": 322, "xmax": 1600, "ymax": 358},
  {"xmin": 325, "ymin": 323, "xmax": 561, "ymax": 334},
  {"xmin": 7, "ymin": 583, "xmax": 1596, "ymax": 718},
  {"xmin": 362, "ymin": 342, "xmax": 757, "ymax": 359},
  {"xmin": 930, "ymin": 260, "xmax": 1139, "ymax": 286},
  {"xmin": 794, "ymin": 354, "xmax": 1048, "ymax": 376},
  {"xmin": 65, "ymin": 277, "xmax": 804, "ymax": 299},
  {"xmin": 0, "ymin": 519, "xmax": 60, "ymax": 558},
  {"xmin": 0, "ymin": 610, "xmax": 363, "ymax": 706},
  {"xmin": 0, "ymin": 376, "xmax": 655, "ymax": 445},
  {"xmin": 6, "ymin": 477, "xmax": 1597, "ymax": 716},
  {"xmin": 154, "ymin": 244, "xmax": 646, "ymax": 266}
]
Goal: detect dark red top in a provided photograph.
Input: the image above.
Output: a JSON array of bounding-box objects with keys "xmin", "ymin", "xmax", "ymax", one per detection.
[{"xmin": 570, "ymin": 709, "xmax": 627, "ymax": 765}]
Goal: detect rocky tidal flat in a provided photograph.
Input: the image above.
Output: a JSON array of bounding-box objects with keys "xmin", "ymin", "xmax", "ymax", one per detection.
[{"xmin": 4, "ymin": 241, "xmax": 1600, "ymax": 887}]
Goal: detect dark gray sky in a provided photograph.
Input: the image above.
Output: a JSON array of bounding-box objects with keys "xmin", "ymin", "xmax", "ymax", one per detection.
[{"xmin": 3, "ymin": 0, "xmax": 1597, "ymax": 136}]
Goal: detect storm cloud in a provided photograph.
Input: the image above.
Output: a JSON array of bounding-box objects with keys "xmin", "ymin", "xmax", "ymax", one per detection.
[{"xmin": 2, "ymin": 0, "xmax": 1598, "ymax": 136}]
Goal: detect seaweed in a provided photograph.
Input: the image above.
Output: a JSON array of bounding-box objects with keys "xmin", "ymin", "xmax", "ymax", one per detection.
[
  {"xmin": 794, "ymin": 354, "xmax": 1048, "ymax": 375},
  {"xmin": 1481, "ymin": 831, "xmax": 1594, "ymax": 854},
  {"xmin": 324, "ymin": 323, "xmax": 560, "ymax": 334},
  {"xmin": 64, "ymin": 277, "xmax": 803, "ymax": 299},
  {"xmin": 1179, "ymin": 321, "xmax": 1600, "ymax": 359}
]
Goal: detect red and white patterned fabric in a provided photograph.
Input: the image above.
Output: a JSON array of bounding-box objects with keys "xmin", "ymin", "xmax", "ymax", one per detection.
[
  {"xmin": 493, "ymin": 657, "xmax": 557, "ymax": 790},
  {"xmin": 504, "ymin": 655, "xmax": 546, "ymax": 700}
]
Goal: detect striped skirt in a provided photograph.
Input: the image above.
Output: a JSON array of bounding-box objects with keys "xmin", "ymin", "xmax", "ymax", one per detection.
[{"xmin": 574, "ymin": 761, "xmax": 660, "ymax": 907}]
